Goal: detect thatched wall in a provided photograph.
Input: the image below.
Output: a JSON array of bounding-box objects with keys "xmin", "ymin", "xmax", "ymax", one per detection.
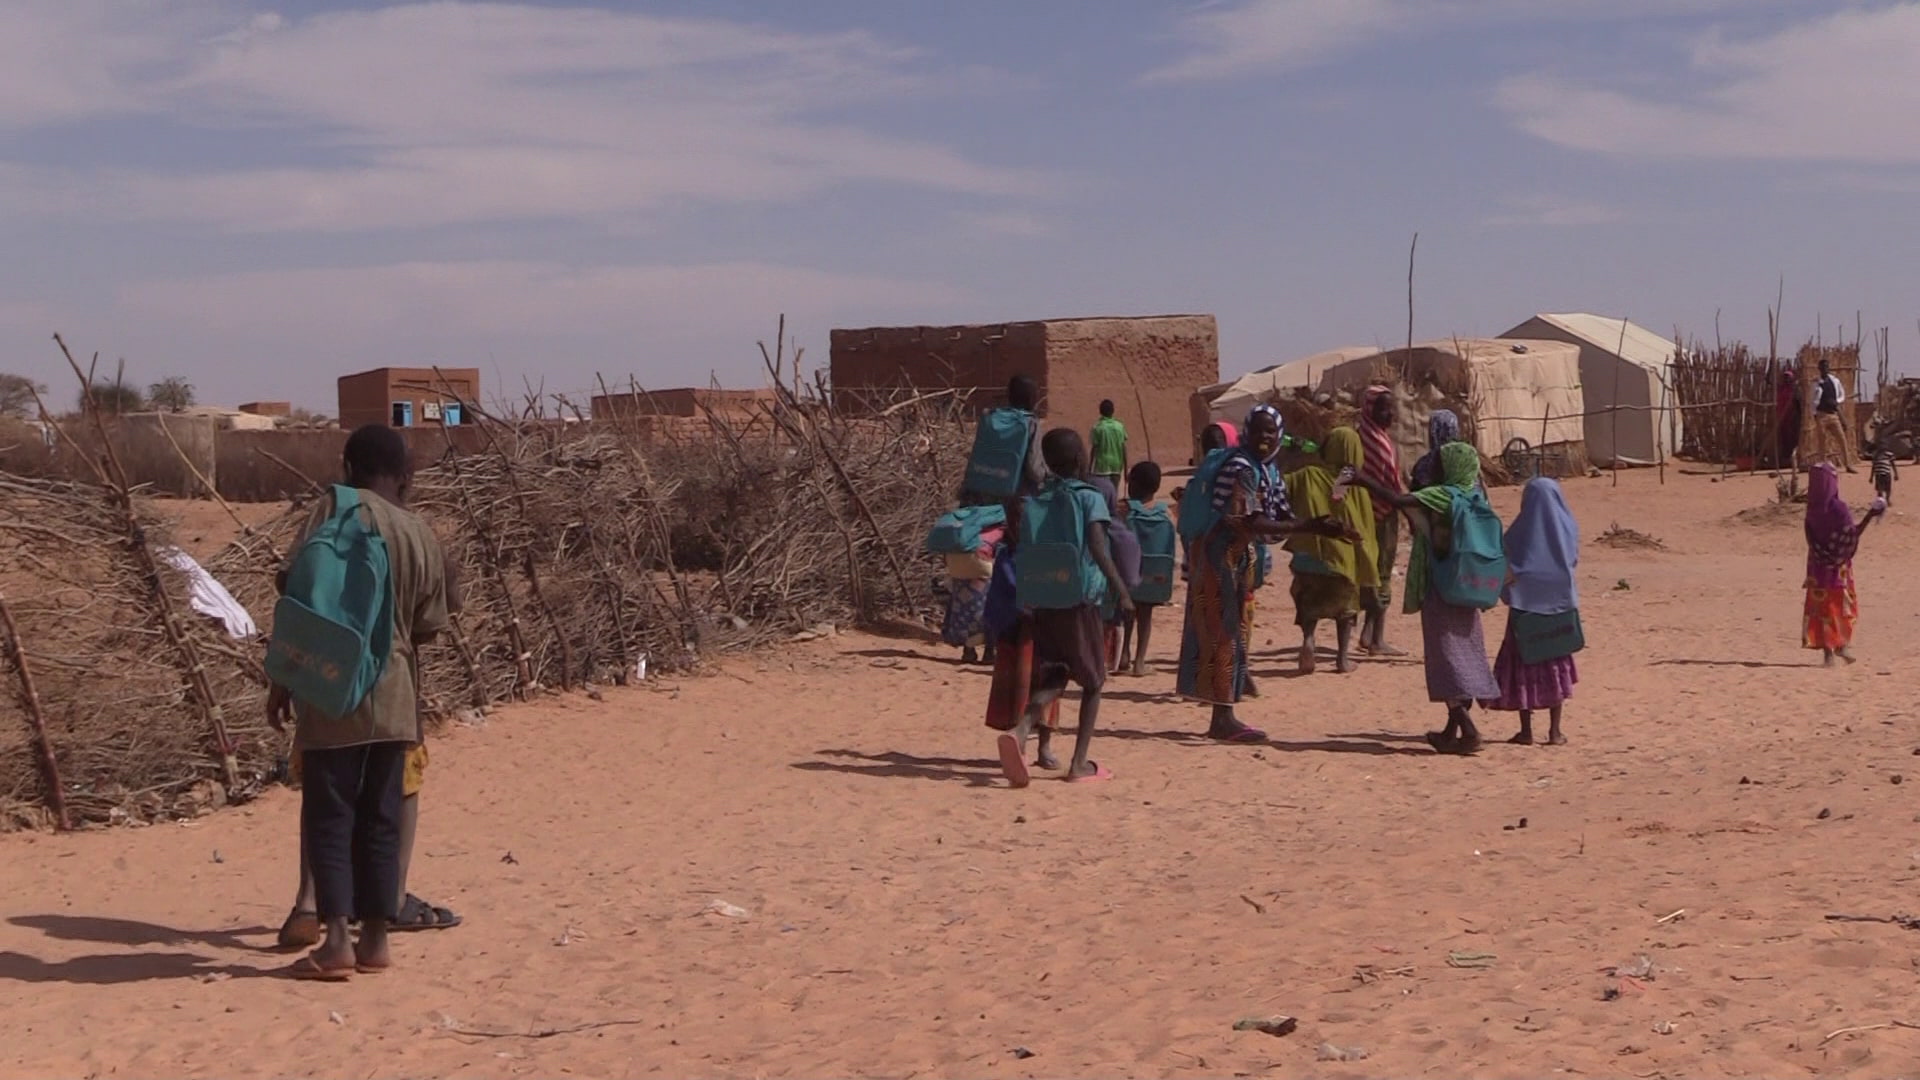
[{"xmin": 1, "ymin": 385, "xmax": 971, "ymax": 830}]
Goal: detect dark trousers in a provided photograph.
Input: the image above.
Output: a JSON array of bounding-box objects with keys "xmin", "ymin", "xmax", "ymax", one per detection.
[{"xmin": 301, "ymin": 741, "xmax": 407, "ymax": 922}]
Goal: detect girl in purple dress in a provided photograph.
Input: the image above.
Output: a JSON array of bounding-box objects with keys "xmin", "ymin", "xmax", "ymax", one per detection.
[{"xmin": 1490, "ymin": 478, "xmax": 1580, "ymax": 745}]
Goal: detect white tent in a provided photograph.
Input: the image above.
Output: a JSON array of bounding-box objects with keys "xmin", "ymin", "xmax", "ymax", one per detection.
[
  {"xmin": 1201, "ymin": 346, "xmax": 1375, "ymax": 426},
  {"xmin": 1311, "ymin": 339, "xmax": 1586, "ymax": 463},
  {"xmin": 1500, "ymin": 314, "xmax": 1682, "ymax": 467}
]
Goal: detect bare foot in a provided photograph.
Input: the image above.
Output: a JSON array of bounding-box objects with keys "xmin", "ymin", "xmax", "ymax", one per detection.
[
  {"xmin": 1364, "ymin": 643, "xmax": 1408, "ymax": 658},
  {"xmin": 1425, "ymin": 730, "xmax": 1456, "ymax": 753},
  {"xmin": 1508, "ymin": 731, "xmax": 1534, "ymax": 746},
  {"xmin": 1298, "ymin": 650, "xmax": 1317, "ymax": 675},
  {"xmin": 354, "ymin": 931, "xmax": 392, "ymax": 973},
  {"xmin": 1335, "ymin": 656, "xmax": 1357, "ymax": 674},
  {"xmin": 1547, "ymin": 732, "xmax": 1569, "ymax": 746},
  {"xmin": 1129, "ymin": 660, "xmax": 1146, "ymax": 678},
  {"xmin": 1448, "ymin": 733, "xmax": 1484, "ymax": 755},
  {"xmin": 1035, "ymin": 748, "xmax": 1062, "ymax": 771},
  {"xmin": 1823, "ymin": 651, "xmax": 1836, "ymax": 668},
  {"xmin": 1839, "ymin": 648, "xmax": 1858, "ymax": 665}
]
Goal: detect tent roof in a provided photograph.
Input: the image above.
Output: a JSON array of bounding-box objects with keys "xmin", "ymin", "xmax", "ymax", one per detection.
[
  {"xmin": 1513, "ymin": 313, "xmax": 1676, "ymax": 374},
  {"xmin": 1204, "ymin": 346, "xmax": 1374, "ymax": 400}
]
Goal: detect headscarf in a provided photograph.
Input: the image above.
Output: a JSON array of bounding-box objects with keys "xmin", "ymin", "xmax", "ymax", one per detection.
[
  {"xmin": 1358, "ymin": 385, "xmax": 1401, "ymax": 520},
  {"xmin": 1283, "ymin": 427, "xmax": 1379, "ymax": 587},
  {"xmin": 1805, "ymin": 463, "xmax": 1858, "ymax": 589},
  {"xmin": 1503, "ymin": 478, "xmax": 1579, "ymax": 615},
  {"xmin": 1404, "ymin": 442, "xmax": 1482, "ymax": 612},
  {"xmin": 1214, "ymin": 406, "xmax": 1290, "ymax": 521},
  {"xmin": 1409, "ymin": 409, "xmax": 1461, "ymax": 491},
  {"xmin": 1246, "ymin": 405, "xmax": 1283, "ymax": 462},
  {"xmin": 1208, "ymin": 420, "xmax": 1240, "ymax": 449}
]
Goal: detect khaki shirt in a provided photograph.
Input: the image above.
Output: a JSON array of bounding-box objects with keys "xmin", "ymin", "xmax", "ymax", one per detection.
[{"xmin": 289, "ymin": 488, "xmax": 450, "ymax": 751}]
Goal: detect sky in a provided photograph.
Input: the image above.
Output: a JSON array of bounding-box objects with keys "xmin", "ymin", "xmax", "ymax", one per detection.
[{"xmin": 4, "ymin": 0, "xmax": 1920, "ymax": 413}]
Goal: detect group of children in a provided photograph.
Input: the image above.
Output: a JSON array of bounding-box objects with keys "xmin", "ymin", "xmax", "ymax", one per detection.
[{"xmin": 933, "ymin": 377, "xmax": 1596, "ymax": 784}]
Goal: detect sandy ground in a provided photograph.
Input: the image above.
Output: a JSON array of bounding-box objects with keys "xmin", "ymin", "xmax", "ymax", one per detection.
[{"xmin": 7, "ymin": 469, "xmax": 1920, "ymax": 1079}]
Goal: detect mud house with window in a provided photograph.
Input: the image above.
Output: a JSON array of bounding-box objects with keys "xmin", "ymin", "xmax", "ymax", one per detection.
[{"xmin": 337, "ymin": 367, "xmax": 479, "ymax": 430}]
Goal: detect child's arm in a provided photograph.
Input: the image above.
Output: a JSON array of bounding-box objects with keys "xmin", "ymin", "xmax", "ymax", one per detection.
[{"xmin": 1087, "ymin": 521, "xmax": 1134, "ymax": 613}]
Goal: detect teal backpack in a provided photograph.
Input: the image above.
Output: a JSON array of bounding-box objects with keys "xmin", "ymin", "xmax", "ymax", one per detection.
[
  {"xmin": 1177, "ymin": 447, "xmax": 1237, "ymax": 546},
  {"xmin": 1016, "ymin": 480, "xmax": 1104, "ymax": 610},
  {"xmin": 926, "ymin": 504, "xmax": 1007, "ymax": 555},
  {"xmin": 266, "ymin": 486, "xmax": 396, "ymax": 718},
  {"xmin": 1127, "ymin": 501, "xmax": 1178, "ymax": 604},
  {"xmin": 965, "ymin": 407, "xmax": 1034, "ymax": 498},
  {"xmin": 1433, "ymin": 489, "xmax": 1507, "ymax": 610}
]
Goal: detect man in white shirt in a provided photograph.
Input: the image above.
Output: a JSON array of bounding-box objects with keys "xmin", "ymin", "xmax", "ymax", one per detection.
[{"xmin": 1813, "ymin": 358, "xmax": 1856, "ymax": 473}]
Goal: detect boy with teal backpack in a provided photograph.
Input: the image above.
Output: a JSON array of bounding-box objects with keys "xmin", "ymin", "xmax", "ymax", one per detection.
[
  {"xmin": 1120, "ymin": 461, "xmax": 1175, "ymax": 677},
  {"xmin": 1000, "ymin": 429, "xmax": 1131, "ymax": 788},
  {"xmin": 266, "ymin": 425, "xmax": 455, "ymax": 979},
  {"xmin": 965, "ymin": 374, "xmax": 1050, "ymax": 499}
]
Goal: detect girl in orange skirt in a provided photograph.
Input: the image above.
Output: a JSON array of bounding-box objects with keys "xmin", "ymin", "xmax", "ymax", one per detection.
[{"xmin": 1803, "ymin": 463, "xmax": 1885, "ymax": 666}]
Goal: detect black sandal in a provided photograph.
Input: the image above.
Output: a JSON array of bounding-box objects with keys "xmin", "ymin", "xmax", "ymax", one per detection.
[{"xmin": 391, "ymin": 893, "xmax": 462, "ymax": 931}]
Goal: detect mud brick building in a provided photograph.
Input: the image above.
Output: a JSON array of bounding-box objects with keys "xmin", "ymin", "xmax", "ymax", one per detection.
[
  {"xmin": 337, "ymin": 367, "xmax": 480, "ymax": 430},
  {"xmin": 828, "ymin": 315, "xmax": 1219, "ymax": 465}
]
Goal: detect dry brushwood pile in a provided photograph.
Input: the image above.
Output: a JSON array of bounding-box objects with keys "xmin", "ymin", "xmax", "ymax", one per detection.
[
  {"xmin": 1595, "ymin": 523, "xmax": 1666, "ymax": 551},
  {"xmin": 0, "ymin": 474, "xmax": 275, "ymax": 831},
  {"xmin": 2, "ymin": 375, "xmax": 972, "ymax": 831}
]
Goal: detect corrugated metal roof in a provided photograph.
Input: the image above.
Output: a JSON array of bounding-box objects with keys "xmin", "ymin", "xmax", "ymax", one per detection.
[{"xmin": 1523, "ymin": 313, "xmax": 1677, "ymax": 373}]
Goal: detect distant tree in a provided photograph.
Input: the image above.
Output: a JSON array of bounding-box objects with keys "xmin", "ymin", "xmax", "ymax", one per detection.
[
  {"xmin": 0, "ymin": 373, "xmax": 46, "ymax": 419},
  {"xmin": 147, "ymin": 376, "xmax": 195, "ymax": 413},
  {"xmin": 82, "ymin": 381, "xmax": 145, "ymax": 415}
]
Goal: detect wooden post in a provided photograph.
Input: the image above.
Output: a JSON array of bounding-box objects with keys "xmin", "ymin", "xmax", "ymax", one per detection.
[
  {"xmin": 51, "ymin": 333, "xmax": 241, "ymax": 797},
  {"xmin": 0, "ymin": 588, "xmax": 69, "ymax": 830}
]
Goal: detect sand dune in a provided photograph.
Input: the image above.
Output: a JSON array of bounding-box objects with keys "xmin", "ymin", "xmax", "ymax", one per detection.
[{"xmin": 5, "ymin": 469, "xmax": 1920, "ymax": 1078}]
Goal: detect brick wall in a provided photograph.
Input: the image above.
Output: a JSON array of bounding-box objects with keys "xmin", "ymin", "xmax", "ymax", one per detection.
[
  {"xmin": 828, "ymin": 322, "xmax": 1049, "ymax": 414},
  {"xmin": 1039, "ymin": 316, "xmax": 1218, "ymax": 472}
]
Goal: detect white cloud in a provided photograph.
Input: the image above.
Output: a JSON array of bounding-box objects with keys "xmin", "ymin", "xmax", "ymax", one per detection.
[
  {"xmin": 1498, "ymin": 5, "xmax": 1920, "ymax": 162},
  {"xmin": 0, "ymin": 2, "xmax": 1044, "ymax": 231},
  {"xmin": 1143, "ymin": 0, "xmax": 1400, "ymax": 83},
  {"xmin": 1144, "ymin": 0, "xmax": 1791, "ymax": 83}
]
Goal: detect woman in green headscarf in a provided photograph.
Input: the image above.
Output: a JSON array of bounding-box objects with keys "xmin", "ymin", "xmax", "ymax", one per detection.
[
  {"xmin": 1358, "ymin": 441, "xmax": 1500, "ymax": 754},
  {"xmin": 1284, "ymin": 428, "xmax": 1379, "ymax": 674}
]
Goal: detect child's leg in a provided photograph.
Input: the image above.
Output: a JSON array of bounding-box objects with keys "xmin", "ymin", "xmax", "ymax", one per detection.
[
  {"xmin": 1034, "ymin": 723, "xmax": 1060, "ymax": 770},
  {"xmin": 1546, "ymin": 705, "xmax": 1565, "ymax": 746},
  {"xmin": 1455, "ymin": 703, "xmax": 1483, "ymax": 751},
  {"xmin": 1119, "ymin": 613, "xmax": 1135, "ymax": 672},
  {"xmin": 1510, "ymin": 709, "xmax": 1534, "ymax": 745},
  {"xmin": 1334, "ymin": 616, "xmax": 1356, "ymax": 673},
  {"xmin": 1066, "ymin": 688, "xmax": 1104, "ymax": 779},
  {"xmin": 1299, "ymin": 618, "xmax": 1318, "ymax": 674},
  {"xmin": 1132, "ymin": 605, "xmax": 1155, "ymax": 675}
]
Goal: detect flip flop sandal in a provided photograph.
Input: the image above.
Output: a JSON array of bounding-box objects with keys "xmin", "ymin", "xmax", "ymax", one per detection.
[
  {"xmin": 355, "ymin": 960, "xmax": 391, "ymax": 975},
  {"xmin": 391, "ymin": 894, "xmax": 463, "ymax": 932},
  {"xmin": 1065, "ymin": 762, "xmax": 1114, "ymax": 783},
  {"xmin": 1212, "ymin": 726, "xmax": 1267, "ymax": 744},
  {"xmin": 996, "ymin": 734, "xmax": 1031, "ymax": 789},
  {"xmin": 286, "ymin": 955, "xmax": 353, "ymax": 982}
]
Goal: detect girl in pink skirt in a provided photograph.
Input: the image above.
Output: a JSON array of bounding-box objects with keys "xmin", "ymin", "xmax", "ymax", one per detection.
[{"xmin": 1490, "ymin": 478, "xmax": 1580, "ymax": 746}]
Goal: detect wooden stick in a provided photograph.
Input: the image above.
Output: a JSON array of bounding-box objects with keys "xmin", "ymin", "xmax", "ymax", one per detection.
[
  {"xmin": 0, "ymin": 587, "xmax": 69, "ymax": 830},
  {"xmin": 52, "ymin": 332, "xmax": 240, "ymax": 797},
  {"xmin": 431, "ymin": 367, "xmax": 575, "ymax": 690}
]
